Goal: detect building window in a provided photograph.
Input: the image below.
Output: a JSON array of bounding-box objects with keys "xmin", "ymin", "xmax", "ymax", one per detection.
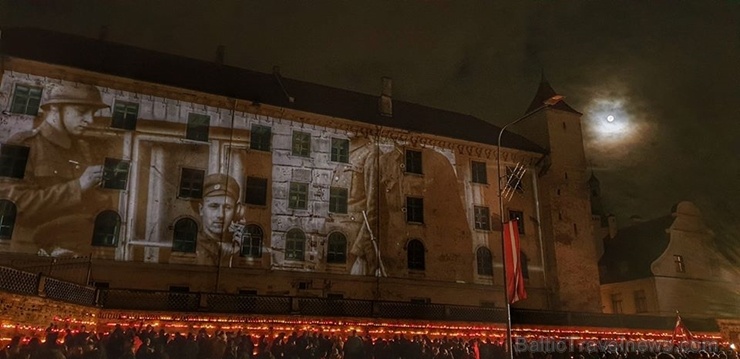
[
  {"xmin": 407, "ymin": 239, "xmax": 425, "ymax": 270},
  {"xmin": 406, "ymin": 197, "xmax": 424, "ymax": 224},
  {"xmin": 0, "ymin": 200, "xmax": 17, "ymax": 240},
  {"xmin": 102, "ymin": 158, "xmax": 130, "ymax": 190},
  {"xmin": 241, "ymin": 224, "xmax": 263, "ymax": 258},
  {"xmin": 0, "ymin": 144, "xmax": 30, "ymax": 179},
  {"xmin": 331, "ymin": 138, "xmax": 349, "ymax": 163},
  {"xmin": 288, "ymin": 182, "xmax": 308, "ymax": 209},
  {"xmin": 10, "ymin": 84, "xmax": 42, "ymax": 116},
  {"xmin": 292, "ymin": 131, "xmax": 311, "ymax": 157},
  {"xmin": 509, "ymin": 210, "xmax": 525, "ymax": 234},
  {"xmin": 474, "ymin": 206, "xmax": 491, "ymax": 231},
  {"xmin": 329, "ymin": 187, "xmax": 348, "ymax": 214},
  {"xmin": 476, "ymin": 247, "xmax": 493, "ymax": 276},
  {"xmin": 471, "ymin": 161, "xmax": 487, "ymax": 184},
  {"xmin": 634, "ymin": 290, "xmax": 648, "ymax": 313},
  {"xmin": 186, "ymin": 113, "xmax": 210, "ymax": 142},
  {"xmin": 178, "ymin": 168, "xmax": 205, "ymax": 199},
  {"xmin": 245, "ymin": 177, "xmax": 268, "ymax": 206},
  {"xmin": 405, "ymin": 149, "xmax": 423, "ymax": 174},
  {"xmin": 111, "ymin": 101, "xmax": 139, "ymax": 130},
  {"xmin": 327, "ymin": 232, "xmax": 347, "ymax": 264},
  {"xmin": 250, "ymin": 125, "xmax": 272, "ymax": 151},
  {"xmin": 91, "ymin": 210, "xmax": 120, "ymax": 247},
  {"xmin": 285, "ymin": 229, "xmax": 305, "ymax": 261},
  {"xmin": 674, "ymin": 255, "xmax": 685, "ymax": 273},
  {"xmin": 172, "ymin": 218, "xmax": 197, "ymax": 253},
  {"xmin": 506, "ymin": 166, "xmax": 525, "ymax": 193},
  {"xmin": 521, "ymin": 251, "xmax": 529, "ymax": 279},
  {"xmin": 611, "ymin": 293, "xmax": 623, "ymax": 314}
]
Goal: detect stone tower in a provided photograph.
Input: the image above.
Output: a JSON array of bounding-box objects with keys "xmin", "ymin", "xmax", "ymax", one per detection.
[{"xmin": 511, "ymin": 77, "xmax": 603, "ymax": 312}]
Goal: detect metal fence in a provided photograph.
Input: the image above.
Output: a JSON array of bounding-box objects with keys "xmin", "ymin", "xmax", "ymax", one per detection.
[
  {"xmin": 0, "ymin": 266, "xmax": 96, "ymax": 306},
  {"xmin": 0, "ymin": 266, "xmax": 720, "ymax": 332},
  {"xmin": 44, "ymin": 277, "xmax": 97, "ymax": 306},
  {"xmin": 0, "ymin": 266, "xmax": 39, "ymax": 295}
]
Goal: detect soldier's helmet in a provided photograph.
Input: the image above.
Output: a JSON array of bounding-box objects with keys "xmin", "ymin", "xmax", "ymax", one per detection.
[{"xmin": 40, "ymin": 83, "xmax": 108, "ymax": 110}]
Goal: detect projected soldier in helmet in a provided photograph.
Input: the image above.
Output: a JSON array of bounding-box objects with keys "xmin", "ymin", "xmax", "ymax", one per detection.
[{"xmin": 1, "ymin": 83, "xmax": 114, "ymax": 256}]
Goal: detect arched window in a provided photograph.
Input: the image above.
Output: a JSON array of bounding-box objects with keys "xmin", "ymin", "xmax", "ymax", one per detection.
[
  {"xmin": 521, "ymin": 251, "xmax": 529, "ymax": 279},
  {"xmin": 476, "ymin": 247, "xmax": 493, "ymax": 276},
  {"xmin": 407, "ymin": 239, "xmax": 425, "ymax": 271},
  {"xmin": 327, "ymin": 232, "xmax": 347, "ymax": 264},
  {"xmin": 172, "ymin": 218, "xmax": 197, "ymax": 253},
  {"xmin": 285, "ymin": 229, "xmax": 305, "ymax": 261},
  {"xmin": 0, "ymin": 200, "xmax": 17, "ymax": 240},
  {"xmin": 241, "ymin": 224, "xmax": 263, "ymax": 258},
  {"xmin": 91, "ymin": 211, "xmax": 120, "ymax": 247}
]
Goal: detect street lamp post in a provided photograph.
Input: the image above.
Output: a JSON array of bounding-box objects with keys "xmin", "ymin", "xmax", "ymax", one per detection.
[{"xmin": 496, "ymin": 94, "xmax": 563, "ymax": 359}]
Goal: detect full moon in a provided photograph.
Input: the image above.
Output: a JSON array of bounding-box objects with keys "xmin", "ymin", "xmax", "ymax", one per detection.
[{"xmin": 607, "ymin": 115, "xmax": 615, "ymax": 122}]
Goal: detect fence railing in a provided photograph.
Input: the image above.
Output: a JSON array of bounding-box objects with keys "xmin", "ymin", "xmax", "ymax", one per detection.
[
  {"xmin": 0, "ymin": 266, "xmax": 720, "ymax": 332},
  {"xmin": 0, "ymin": 266, "xmax": 96, "ymax": 306}
]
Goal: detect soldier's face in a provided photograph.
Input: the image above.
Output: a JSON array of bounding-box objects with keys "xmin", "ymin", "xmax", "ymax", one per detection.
[
  {"xmin": 60, "ymin": 105, "xmax": 95, "ymax": 135},
  {"xmin": 199, "ymin": 195, "xmax": 236, "ymax": 240}
]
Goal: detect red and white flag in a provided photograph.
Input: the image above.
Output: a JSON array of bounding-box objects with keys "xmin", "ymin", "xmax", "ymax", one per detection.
[
  {"xmin": 504, "ymin": 220, "xmax": 527, "ymax": 304},
  {"xmin": 672, "ymin": 312, "xmax": 694, "ymax": 342}
]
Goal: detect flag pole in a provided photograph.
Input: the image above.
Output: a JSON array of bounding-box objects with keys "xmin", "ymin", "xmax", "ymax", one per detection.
[
  {"xmin": 496, "ymin": 124, "xmax": 515, "ymax": 359},
  {"xmin": 496, "ymin": 95, "xmax": 563, "ymax": 359}
]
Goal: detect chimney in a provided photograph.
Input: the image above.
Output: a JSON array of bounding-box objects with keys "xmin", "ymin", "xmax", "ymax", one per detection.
[
  {"xmin": 216, "ymin": 45, "xmax": 226, "ymax": 65},
  {"xmin": 607, "ymin": 214, "xmax": 617, "ymax": 239},
  {"xmin": 379, "ymin": 77, "xmax": 392, "ymax": 117}
]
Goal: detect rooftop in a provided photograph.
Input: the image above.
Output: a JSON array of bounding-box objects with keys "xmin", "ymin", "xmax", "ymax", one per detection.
[{"xmin": 0, "ymin": 28, "xmax": 545, "ymax": 153}]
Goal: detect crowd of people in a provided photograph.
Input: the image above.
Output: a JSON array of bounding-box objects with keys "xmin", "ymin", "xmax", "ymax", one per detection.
[{"xmin": 1, "ymin": 324, "xmax": 737, "ymax": 359}]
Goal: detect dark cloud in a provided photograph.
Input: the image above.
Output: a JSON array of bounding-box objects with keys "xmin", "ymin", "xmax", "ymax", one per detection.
[{"xmin": 2, "ymin": 0, "xmax": 739, "ymax": 253}]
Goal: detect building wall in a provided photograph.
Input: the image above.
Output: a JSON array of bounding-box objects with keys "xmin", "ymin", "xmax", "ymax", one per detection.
[
  {"xmin": 600, "ymin": 278, "xmax": 658, "ymax": 315},
  {"xmin": 0, "ymin": 58, "xmax": 594, "ymax": 310}
]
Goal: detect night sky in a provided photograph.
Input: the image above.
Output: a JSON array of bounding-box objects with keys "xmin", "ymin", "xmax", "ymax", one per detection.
[{"xmin": 2, "ymin": 1, "xmax": 739, "ymax": 258}]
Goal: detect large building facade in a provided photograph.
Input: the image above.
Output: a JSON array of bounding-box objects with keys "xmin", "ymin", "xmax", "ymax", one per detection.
[{"xmin": 0, "ymin": 28, "xmax": 601, "ymax": 312}]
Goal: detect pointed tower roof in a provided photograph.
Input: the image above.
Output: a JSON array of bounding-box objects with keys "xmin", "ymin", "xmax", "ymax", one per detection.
[{"xmin": 525, "ymin": 74, "xmax": 582, "ymax": 115}]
